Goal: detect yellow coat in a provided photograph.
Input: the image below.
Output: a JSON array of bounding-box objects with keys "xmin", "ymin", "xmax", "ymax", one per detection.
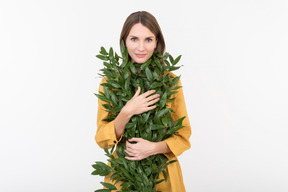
[{"xmin": 95, "ymin": 73, "xmax": 192, "ymax": 192}]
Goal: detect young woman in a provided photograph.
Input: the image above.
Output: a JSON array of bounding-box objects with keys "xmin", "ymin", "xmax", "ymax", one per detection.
[{"xmin": 95, "ymin": 11, "xmax": 191, "ymax": 192}]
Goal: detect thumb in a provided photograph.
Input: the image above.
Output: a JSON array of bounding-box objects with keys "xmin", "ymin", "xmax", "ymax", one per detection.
[{"xmin": 132, "ymin": 87, "xmax": 141, "ymax": 98}]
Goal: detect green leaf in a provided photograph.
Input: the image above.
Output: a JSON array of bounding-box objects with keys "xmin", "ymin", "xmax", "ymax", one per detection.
[
  {"xmin": 102, "ymin": 104, "xmax": 112, "ymax": 110},
  {"xmin": 151, "ymin": 124, "xmax": 166, "ymax": 130},
  {"xmin": 169, "ymin": 66, "xmax": 181, "ymax": 71},
  {"xmin": 120, "ymin": 60, "xmax": 127, "ymax": 69},
  {"xmin": 159, "ymin": 91, "xmax": 167, "ymax": 108},
  {"xmin": 123, "ymin": 49, "xmax": 128, "ymax": 63},
  {"xmin": 117, "ymin": 166, "xmax": 134, "ymax": 181},
  {"xmin": 145, "ymin": 67, "xmax": 153, "ymax": 82},
  {"xmin": 156, "ymin": 52, "xmax": 163, "ymax": 57},
  {"xmin": 142, "ymin": 111, "xmax": 151, "ymax": 123},
  {"xmin": 104, "ymin": 148, "xmax": 109, "ymax": 154},
  {"xmin": 91, "ymin": 161, "xmax": 113, "ymax": 176},
  {"xmin": 167, "ymin": 112, "xmax": 173, "ymax": 127},
  {"xmin": 156, "ymin": 179, "xmax": 165, "ymax": 185},
  {"xmin": 124, "ymin": 77, "xmax": 130, "ymax": 90},
  {"xmin": 123, "ymin": 70, "xmax": 129, "ymax": 79},
  {"xmin": 115, "ymin": 52, "xmax": 120, "ymax": 61},
  {"xmin": 109, "ymin": 47, "xmax": 114, "ymax": 59},
  {"xmin": 94, "ymin": 93, "xmax": 110, "ymax": 103},
  {"xmin": 172, "ymin": 75, "xmax": 181, "ymax": 86},
  {"xmin": 163, "ymin": 52, "xmax": 169, "ymax": 60},
  {"xmin": 114, "ymin": 176, "xmax": 126, "ymax": 185},
  {"xmin": 168, "ymin": 54, "xmax": 174, "ymax": 64},
  {"xmin": 129, "ymin": 63, "xmax": 137, "ymax": 75},
  {"xmin": 150, "ymin": 82, "xmax": 163, "ymax": 89},
  {"xmin": 164, "ymin": 60, "xmax": 171, "ymax": 66},
  {"xmin": 167, "ymin": 125, "xmax": 185, "ymax": 135},
  {"xmin": 153, "ymin": 70, "xmax": 160, "ymax": 81},
  {"xmin": 110, "ymin": 90, "xmax": 117, "ymax": 105},
  {"xmin": 145, "ymin": 166, "xmax": 152, "ymax": 176},
  {"xmin": 162, "ymin": 169, "xmax": 167, "ymax": 181},
  {"xmin": 161, "ymin": 117, "xmax": 168, "ymax": 126},
  {"xmin": 103, "ymin": 86, "xmax": 110, "ymax": 99},
  {"xmin": 111, "ymin": 82, "xmax": 120, "ymax": 88},
  {"xmin": 100, "ymin": 47, "xmax": 108, "ymax": 55},
  {"xmin": 96, "ymin": 54, "xmax": 108, "ymax": 60},
  {"xmin": 121, "ymin": 182, "xmax": 132, "ymax": 189},
  {"xmin": 103, "ymin": 62, "xmax": 112, "ymax": 68},
  {"xmin": 154, "ymin": 58, "xmax": 162, "ymax": 69},
  {"xmin": 140, "ymin": 58, "xmax": 152, "ymax": 70},
  {"xmin": 120, "ymin": 40, "xmax": 125, "ymax": 54},
  {"xmin": 100, "ymin": 182, "xmax": 117, "ymax": 190},
  {"xmin": 171, "ymin": 86, "xmax": 182, "ymax": 90},
  {"xmin": 172, "ymin": 55, "xmax": 182, "ymax": 65},
  {"xmin": 110, "ymin": 145, "xmax": 115, "ymax": 154},
  {"xmin": 174, "ymin": 116, "xmax": 186, "ymax": 126},
  {"xmin": 125, "ymin": 122, "xmax": 135, "ymax": 129},
  {"xmin": 156, "ymin": 108, "xmax": 171, "ymax": 118}
]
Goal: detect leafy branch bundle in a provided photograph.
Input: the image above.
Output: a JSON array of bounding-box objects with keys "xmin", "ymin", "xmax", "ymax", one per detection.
[{"xmin": 92, "ymin": 41, "xmax": 185, "ymax": 192}]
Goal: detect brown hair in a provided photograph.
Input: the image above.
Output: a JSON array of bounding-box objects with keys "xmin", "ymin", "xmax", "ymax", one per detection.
[{"xmin": 120, "ymin": 11, "xmax": 166, "ymax": 56}]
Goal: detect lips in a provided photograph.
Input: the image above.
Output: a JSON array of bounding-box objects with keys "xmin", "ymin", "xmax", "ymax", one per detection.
[{"xmin": 135, "ymin": 54, "xmax": 146, "ymax": 58}]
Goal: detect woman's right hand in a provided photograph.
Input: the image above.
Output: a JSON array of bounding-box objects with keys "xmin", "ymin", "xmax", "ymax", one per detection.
[
  {"xmin": 122, "ymin": 86, "xmax": 160, "ymax": 118},
  {"xmin": 114, "ymin": 87, "xmax": 159, "ymax": 139}
]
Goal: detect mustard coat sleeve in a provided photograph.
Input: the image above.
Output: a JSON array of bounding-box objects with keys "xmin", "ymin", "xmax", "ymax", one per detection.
[
  {"xmin": 164, "ymin": 76, "xmax": 192, "ymax": 159},
  {"xmin": 95, "ymin": 77, "xmax": 122, "ymax": 149}
]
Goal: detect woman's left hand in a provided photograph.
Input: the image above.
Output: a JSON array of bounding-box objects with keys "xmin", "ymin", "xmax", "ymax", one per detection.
[{"xmin": 125, "ymin": 138, "xmax": 156, "ymax": 161}]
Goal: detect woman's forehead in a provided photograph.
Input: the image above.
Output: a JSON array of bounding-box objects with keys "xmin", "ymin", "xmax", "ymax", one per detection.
[{"xmin": 128, "ymin": 23, "xmax": 155, "ymax": 38}]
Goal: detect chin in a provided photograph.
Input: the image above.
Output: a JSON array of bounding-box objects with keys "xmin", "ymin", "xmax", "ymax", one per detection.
[{"xmin": 133, "ymin": 58, "xmax": 149, "ymax": 64}]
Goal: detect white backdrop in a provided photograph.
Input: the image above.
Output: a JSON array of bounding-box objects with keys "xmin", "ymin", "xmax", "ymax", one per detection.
[{"xmin": 0, "ymin": 0, "xmax": 287, "ymax": 191}]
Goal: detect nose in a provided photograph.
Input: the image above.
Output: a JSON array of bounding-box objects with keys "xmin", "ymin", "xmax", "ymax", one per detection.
[{"xmin": 137, "ymin": 41, "xmax": 144, "ymax": 51}]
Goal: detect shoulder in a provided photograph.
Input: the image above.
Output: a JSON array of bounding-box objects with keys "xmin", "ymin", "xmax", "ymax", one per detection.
[
  {"xmin": 165, "ymin": 71, "xmax": 177, "ymax": 78},
  {"xmin": 97, "ymin": 76, "xmax": 109, "ymax": 92},
  {"xmin": 99, "ymin": 76, "xmax": 109, "ymax": 84},
  {"xmin": 165, "ymin": 71, "xmax": 182, "ymax": 83}
]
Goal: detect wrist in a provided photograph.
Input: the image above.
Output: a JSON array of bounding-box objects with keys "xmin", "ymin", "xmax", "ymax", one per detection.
[
  {"xmin": 151, "ymin": 142, "xmax": 160, "ymax": 156},
  {"xmin": 121, "ymin": 106, "xmax": 133, "ymax": 119},
  {"xmin": 152, "ymin": 141, "xmax": 171, "ymax": 155}
]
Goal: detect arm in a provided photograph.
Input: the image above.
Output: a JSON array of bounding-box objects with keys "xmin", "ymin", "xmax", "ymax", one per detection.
[
  {"xmin": 95, "ymin": 78, "xmax": 120, "ymax": 149},
  {"xmin": 95, "ymin": 78, "xmax": 160, "ymax": 149},
  {"xmin": 124, "ymin": 75, "xmax": 191, "ymax": 160},
  {"xmin": 125, "ymin": 138, "xmax": 171, "ymax": 161},
  {"xmin": 163, "ymin": 77, "xmax": 192, "ymax": 158}
]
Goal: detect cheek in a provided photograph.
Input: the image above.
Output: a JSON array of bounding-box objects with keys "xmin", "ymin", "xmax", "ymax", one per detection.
[
  {"xmin": 149, "ymin": 43, "xmax": 157, "ymax": 52},
  {"xmin": 126, "ymin": 43, "xmax": 137, "ymax": 53}
]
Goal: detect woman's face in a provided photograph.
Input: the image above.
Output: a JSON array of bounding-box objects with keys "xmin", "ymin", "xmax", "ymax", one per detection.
[{"xmin": 125, "ymin": 23, "xmax": 157, "ymax": 64}]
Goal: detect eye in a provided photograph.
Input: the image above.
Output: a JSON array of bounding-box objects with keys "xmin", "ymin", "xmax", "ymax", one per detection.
[
  {"xmin": 131, "ymin": 37, "xmax": 137, "ymax": 41},
  {"xmin": 146, "ymin": 38, "xmax": 152, "ymax": 42}
]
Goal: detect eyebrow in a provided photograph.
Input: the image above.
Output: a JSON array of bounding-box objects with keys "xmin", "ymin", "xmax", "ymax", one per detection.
[{"xmin": 128, "ymin": 35, "xmax": 155, "ymax": 39}]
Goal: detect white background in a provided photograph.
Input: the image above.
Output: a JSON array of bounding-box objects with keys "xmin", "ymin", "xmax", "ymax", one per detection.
[{"xmin": 0, "ymin": 0, "xmax": 287, "ymax": 191}]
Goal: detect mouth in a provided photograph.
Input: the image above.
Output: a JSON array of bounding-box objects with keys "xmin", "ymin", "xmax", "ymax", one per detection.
[{"xmin": 135, "ymin": 54, "xmax": 146, "ymax": 58}]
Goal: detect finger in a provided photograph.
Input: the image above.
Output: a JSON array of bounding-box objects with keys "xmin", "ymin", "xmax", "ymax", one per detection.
[
  {"xmin": 132, "ymin": 87, "xmax": 141, "ymax": 98},
  {"xmin": 124, "ymin": 149, "xmax": 134, "ymax": 156},
  {"xmin": 126, "ymin": 141, "xmax": 132, "ymax": 148},
  {"xmin": 142, "ymin": 89, "xmax": 156, "ymax": 98},
  {"xmin": 146, "ymin": 97, "xmax": 160, "ymax": 106},
  {"xmin": 128, "ymin": 137, "xmax": 142, "ymax": 143},
  {"xmin": 147, "ymin": 94, "xmax": 160, "ymax": 102},
  {"xmin": 145, "ymin": 105, "xmax": 157, "ymax": 111},
  {"xmin": 125, "ymin": 156, "xmax": 141, "ymax": 161}
]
